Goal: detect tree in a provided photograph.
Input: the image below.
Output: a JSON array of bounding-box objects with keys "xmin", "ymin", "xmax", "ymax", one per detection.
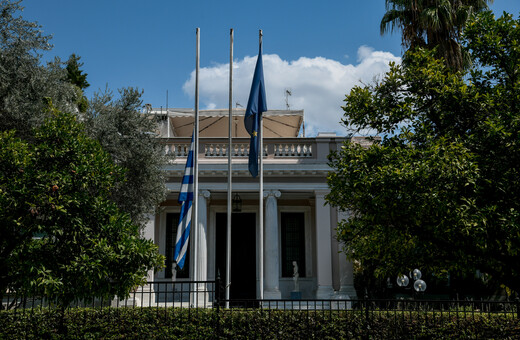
[
  {"xmin": 0, "ymin": 0, "xmax": 166, "ymax": 227},
  {"xmin": 85, "ymin": 88, "xmax": 168, "ymax": 226},
  {"xmin": 65, "ymin": 53, "xmax": 89, "ymax": 112},
  {"xmin": 0, "ymin": 105, "xmax": 164, "ymax": 307},
  {"xmin": 328, "ymin": 11, "xmax": 520, "ymax": 295},
  {"xmin": 0, "ymin": 0, "xmax": 77, "ymax": 137},
  {"xmin": 65, "ymin": 53, "xmax": 89, "ymax": 90},
  {"xmin": 380, "ymin": 0, "xmax": 492, "ymax": 70}
]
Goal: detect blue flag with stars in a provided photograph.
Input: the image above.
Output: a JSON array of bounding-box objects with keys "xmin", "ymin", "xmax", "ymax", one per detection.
[{"xmin": 244, "ymin": 44, "xmax": 267, "ymax": 177}]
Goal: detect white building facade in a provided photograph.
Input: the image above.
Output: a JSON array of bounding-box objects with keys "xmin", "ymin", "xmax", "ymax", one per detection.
[{"xmin": 143, "ymin": 108, "xmax": 357, "ymax": 301}]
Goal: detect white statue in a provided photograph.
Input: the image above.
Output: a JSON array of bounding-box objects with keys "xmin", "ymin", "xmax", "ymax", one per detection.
[{"xmin": 292, "ymin": 261, "xmax": 299, "ymax": 291}]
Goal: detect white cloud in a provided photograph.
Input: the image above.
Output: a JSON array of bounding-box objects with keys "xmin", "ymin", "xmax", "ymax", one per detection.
[{"xmin": 182, "ymin": 46, "xmax": 400, "ymax": 136}]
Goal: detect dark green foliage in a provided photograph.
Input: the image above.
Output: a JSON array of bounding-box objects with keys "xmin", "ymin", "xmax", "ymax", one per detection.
[
  {"xmin": 65, "ymin": 54, "xmax": 89, "ymax": 90},
  {"xmin": 0, "ymin": 0, "xmax": 165, "ymax": 308},
  {"xmin": 0, "ymin": 106, "xmax": 164, "ymax": 307},
  {"xmin": 65, "ymin": 54, "xmax": 89, "ymax": 113},
  {"xmin": 328, "ymin": 12, "xmax": 520, "ymax": 295},
  {"xmin": 0, "ymin": 307, "xmax": 518, "ymax": 339}
]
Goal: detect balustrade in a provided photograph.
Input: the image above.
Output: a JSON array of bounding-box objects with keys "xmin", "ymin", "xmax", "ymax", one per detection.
[
  {"xmin": 162, "ymin": 139, "xmax": 318, "ymax": 160},
  {"xmin": 274, "ymin": 143, "xmax": 312, "ymax": 157},
  {"xmin": 165, "ymin": 144, "xmax": 191, "ymax": 157}
]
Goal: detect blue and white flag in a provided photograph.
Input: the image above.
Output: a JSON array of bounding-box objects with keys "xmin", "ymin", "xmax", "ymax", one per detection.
[
  {"xmin": 244, "ymin": 43, "xmax": 267, "ymax": 178},
  {"xmin": 174, "ymin": 132, "xmax": 195, "ymax": 270}
]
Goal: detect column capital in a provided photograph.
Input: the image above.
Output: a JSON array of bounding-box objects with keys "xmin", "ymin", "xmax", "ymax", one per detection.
[
  {"xmin": 199, "ymin": 189, "xmax": 211, "ymax": 199},
  {"xmin": 263, "ymin": 190, "xmax": 281, "ymax": 199},
  {"xmin": 314, "ymin": 189, "xmax": 330, "ymax": 198}
]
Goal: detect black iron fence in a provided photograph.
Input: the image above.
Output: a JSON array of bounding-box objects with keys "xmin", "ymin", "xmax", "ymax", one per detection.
[
  {"xmin": 2, "ymin": 279, "xmax": 519, "ymax": 315},
  {"xmin": 1, "ymin": 280, "xmax": 217, "ymax": 310},
  {"xmin": 2, "ymin": 279, "xmax": 519, "ymax": 338}
]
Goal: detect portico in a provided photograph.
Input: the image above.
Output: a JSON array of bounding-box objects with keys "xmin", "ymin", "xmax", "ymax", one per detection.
[{"xmin": 145, "ymin": 108, "xmax": 357, "ymax": 300}]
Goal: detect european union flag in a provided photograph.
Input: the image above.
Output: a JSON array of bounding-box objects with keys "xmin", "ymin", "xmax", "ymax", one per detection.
[{"xmin": 244, "ymin": 45, "xmax": 267, "ymax": 177}]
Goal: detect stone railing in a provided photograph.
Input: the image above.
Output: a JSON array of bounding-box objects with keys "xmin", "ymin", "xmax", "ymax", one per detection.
[
  {"xmin": 161, "ymin": 137, "xmax": 347, "ymax": 162},
  {"xmin": 204, "ymin": 143, "xmax": 313, "ymax": 158},
  {"xmin": 166, "ymin": 144, "xmax": 191, "ymax": 157},
  {"xmin": 204, "ymin": 143, "xmax": 253, "ymax": 158},
  {"xmin": 273, "ymin": 143, "xmax": 313, "ymax": 157}
]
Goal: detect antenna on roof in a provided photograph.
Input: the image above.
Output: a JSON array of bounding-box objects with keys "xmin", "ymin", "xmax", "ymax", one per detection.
[
  {"xmin": 166, "ymin": 90, "xmax": 169, "ymax": 112},
  {"xmin": 284, "ymin": 88, "xmax": 292, "ymax": 110},
  {"xmin": 235, "ymin": 101, "xmax": 243, "ymax": 108}
]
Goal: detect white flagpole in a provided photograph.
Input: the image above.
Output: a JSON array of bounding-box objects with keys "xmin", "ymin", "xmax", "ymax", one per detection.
[
  {"xmin": 193, "ymin": 28, "xmax": 200, "ymax": 288},
  {"xmin": 225, "ymin": 28, "xmax": 233, "ymax": 308},
  {"xmin": 258, "ymin": 29, "xmax": 264, "ymax": 300}
]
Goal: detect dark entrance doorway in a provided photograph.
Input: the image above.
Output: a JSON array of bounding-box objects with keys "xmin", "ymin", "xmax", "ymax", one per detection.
[{"xmin": 215, "ymin": 213, "xmax": 256, "ymax": 302}]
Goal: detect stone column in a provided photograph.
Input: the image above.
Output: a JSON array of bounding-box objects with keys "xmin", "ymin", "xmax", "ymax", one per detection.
[
  {"xmin": 196, "ymin": 190, "xmax": 210, "ymax": 282},
  {"xmin": 314, "ymin": 190, "xmax": 334, "ymax": 299},
  {"xmin": 194, "ymin": 190, "xmax": 210, "ymax": 306},
  {"xmin": 263, "ymin": 190, "xmax": 281, "ymax": 299},
  {"xmin": 337, "ymin": 211, "xmax": 357, "ymax": 299}
]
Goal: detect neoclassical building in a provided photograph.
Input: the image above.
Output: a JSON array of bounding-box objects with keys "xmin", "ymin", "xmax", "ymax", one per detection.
[{"xmin": 142, "ymin": 108, "xmax": 357, "ymax": 301}]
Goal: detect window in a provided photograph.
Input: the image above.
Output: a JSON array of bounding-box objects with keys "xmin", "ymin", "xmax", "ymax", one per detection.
[
  {"xmin": 165, "ymin": 213, "xmax": 190, "ymax": 278},
  {"xmin": 281, "ymin": 212, "xmax": 306, "ymax": 278}
]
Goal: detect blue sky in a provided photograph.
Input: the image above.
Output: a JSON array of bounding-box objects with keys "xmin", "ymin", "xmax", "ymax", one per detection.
[{"xmin": 22, "ymin": 0, "xmax": 520, "ymax": 135}]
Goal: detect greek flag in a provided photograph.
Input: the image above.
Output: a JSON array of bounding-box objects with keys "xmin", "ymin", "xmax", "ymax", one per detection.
[{"xmin": 174, "ymin": 132, "xmax": 195, "ymax": 269}]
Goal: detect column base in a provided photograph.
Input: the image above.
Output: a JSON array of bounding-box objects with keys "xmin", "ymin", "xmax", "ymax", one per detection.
[
  {"xmin": 191, "ymin": 282, "xmax": 210, "ymax": 307},
  {"xmin": 338, "ymin": 285, "xmax": 357, "ymax": 300},
  {"xmin": 316, "ymin": 285, "xmax": 334, "ymax": 299},
  {"xmin": 112, "ymin": 296, "xmax": 141, "ymax": 307},
  {"xmin": 263, "ymin": 289, "xmax": 282, "ymax": 299},
  {"xmin": 140, "ymin": 283, "xmax": 155, "ymax": 307}
]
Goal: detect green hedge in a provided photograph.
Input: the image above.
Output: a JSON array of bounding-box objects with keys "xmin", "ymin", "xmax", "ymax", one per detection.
[{"xmin": 0, "ymin": 308, "xmax": 519, "ymax": 339}]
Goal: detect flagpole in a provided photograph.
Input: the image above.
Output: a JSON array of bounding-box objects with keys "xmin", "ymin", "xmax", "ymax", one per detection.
[
  {"xmin": 193, "ymin": 27, "xmax": 200, "ymax": 290},
  {"xmin": 225, "ymin": 28, "xmax": 233, "ymax": 308},
  {"xmin": 258, "ymin": 29, "xmax": 264, "ymax": 300}
]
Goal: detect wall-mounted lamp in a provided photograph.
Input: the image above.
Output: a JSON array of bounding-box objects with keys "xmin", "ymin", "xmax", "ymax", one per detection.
[{"xmin": 232, "ymin": 193, "xmax": 242, "ymax": 212}]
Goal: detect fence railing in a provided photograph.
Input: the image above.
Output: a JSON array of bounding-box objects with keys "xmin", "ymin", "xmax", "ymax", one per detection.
[
  {"xmin": 1, "ymin": 280, "xmax": 217, "ymax": 310},
  {"xmin": 3, "ymin": 280, "xmax": 519, "ymax": 338},
  {"xmin": 3, "ymin": 279, "xmax": 519, "ymax": 317}
]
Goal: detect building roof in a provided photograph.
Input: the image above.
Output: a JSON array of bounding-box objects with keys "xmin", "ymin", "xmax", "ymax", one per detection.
[{"xmin": 151, "ymin": 108, "xmax": 303, "ymax": 138}]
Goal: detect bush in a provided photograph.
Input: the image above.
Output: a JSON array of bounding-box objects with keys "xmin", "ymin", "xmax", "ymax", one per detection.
[{"xmin": 0, "ymin": 307, "xmax": 519, "ymax": 339}]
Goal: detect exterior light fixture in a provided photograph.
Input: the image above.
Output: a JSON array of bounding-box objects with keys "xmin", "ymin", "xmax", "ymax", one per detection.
[
  {"xmin": 397, "ymin": 268, "xmax": 427, "ymax": 296},
  {"xmin": 396, "ymin": 275, "xmax": 410, "ymax": 287},
  {"xmin": 232, "ymin": 193, "xmax": 242, "ymax": 212},
  {"xmin": 414, "ymin": 279, "xmax": 427, "ymax": 292}
]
